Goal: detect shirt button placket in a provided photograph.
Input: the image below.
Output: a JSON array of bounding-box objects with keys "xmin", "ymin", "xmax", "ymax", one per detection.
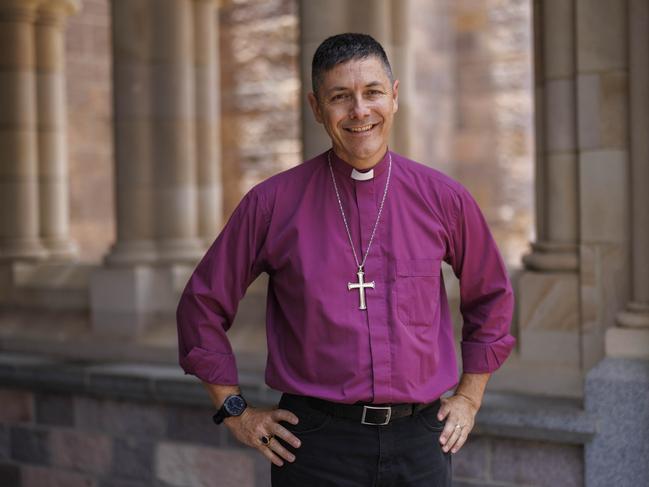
[{"xmin": 356, "ymin": 177, "xmax": 391, "ymax": 403}]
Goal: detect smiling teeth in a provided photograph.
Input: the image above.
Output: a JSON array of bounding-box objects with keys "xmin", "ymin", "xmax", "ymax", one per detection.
[{"xmin": 348, "ymin": 124, "xmax": 373, "ymax": 132}]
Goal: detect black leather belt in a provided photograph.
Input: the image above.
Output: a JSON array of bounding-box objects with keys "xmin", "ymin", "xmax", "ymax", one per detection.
[{"xmin": 303, "ymin": 396, "xmax": 441, "ymax": 426}]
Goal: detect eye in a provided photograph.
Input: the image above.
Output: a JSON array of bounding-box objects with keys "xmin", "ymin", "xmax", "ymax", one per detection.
[
  {"xmin": 366, "ymin": 90, "xmax": 383, "ymax": 97},
  {"xmin": 331, "ymin": 93, "xmax": 349, "ymax": 102}
]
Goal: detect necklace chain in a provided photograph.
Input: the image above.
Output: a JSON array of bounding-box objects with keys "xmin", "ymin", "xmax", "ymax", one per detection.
[{"xmin": 327, "ymin": 150, "xmax": 392, "ymax": 271}]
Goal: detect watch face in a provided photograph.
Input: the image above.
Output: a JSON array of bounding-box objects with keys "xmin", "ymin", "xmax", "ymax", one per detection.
[{"xmin": 224, "ymin": 395, "xmax": 247, "ymax": 416}]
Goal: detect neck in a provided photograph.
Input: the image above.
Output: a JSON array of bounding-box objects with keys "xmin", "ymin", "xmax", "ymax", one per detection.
[{"xmin": 332, "ymin": 146, "xmax": 388, "ymax": 171}]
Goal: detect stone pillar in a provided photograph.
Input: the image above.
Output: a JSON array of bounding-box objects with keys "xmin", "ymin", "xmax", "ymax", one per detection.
[
  {"xmin": 150, "ymin": 0, "xmax": 203, "ymax": 263},
  {"xmin": 93, "ymin": 0, "xmax": 219, "ymax": 335},
  {"xmin": 35, "ymin": 0, "xmax": 79, "ymax": 259},
  {"xmin": 389, "ymin": 0, "xmax": 412, "ymax": 155},
  {"xmin": 579, "ymin": 3, "xmax": 648, "ymax": 486},
  {"xmin": 606, "ymin": 0, "xmax": 649, "ymax": 358},
  {"xmin": 575, "ymin": 0, "xmax": 630, "ymax": 370},
  {"xmin": 515, "ymin": 0, "xmax": 582, "ymax": 396},
  {"xmin": 104, "ymin": 0, "xmax": 157, "ymax": 266},
  {"xmin": 523, "ymin": 0, "xmax": 579, "ymax": 272},
  {"xmin": 193, "ymin": 0, "xmax": 222, "ymax": 245},
  {"xmin": 106, "ymin": 0, "xmax": 204, "ymax": 266},
  {"xmin": 0, "ymin": 0, "xmax": 46, "ymax": 260},
  {"xmin": 299, "ymin": 0, "xmax": 411, "ymax": 159}
]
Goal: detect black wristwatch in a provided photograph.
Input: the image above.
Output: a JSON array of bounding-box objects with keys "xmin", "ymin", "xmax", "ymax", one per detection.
[{"xmin": 212, "ymin": 394, "xmax": 248, "ymax": 425}]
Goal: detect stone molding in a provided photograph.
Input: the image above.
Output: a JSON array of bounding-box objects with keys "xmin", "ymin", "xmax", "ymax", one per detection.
[
  {"xmin": 616, "ymin": 302, "xmax": 649, "ymax": 329},
  {"xmin": 0, "ymin": 351, "xmax": 277, "ymax": 408},
  {"xmin": 522, "ymin": 240, "xmax": 579, "ymax": 272},
  {"xmin": 0, "ymin": 351, "xmax": 597, "ymax": 446}
]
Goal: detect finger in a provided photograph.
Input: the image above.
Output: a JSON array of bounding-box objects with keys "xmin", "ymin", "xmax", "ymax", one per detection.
[
  {"xmin": 439, "ymin": 419, "xmax": 454, "ymax": 445},
  {"xmin": 442, "ymin": 424, "xmax": 463, "ymax": 453},
  {"xmin": 450, "ymin": 429, "xmax": 469, "ymax": 454},
  {"xmin": 272, "ymin": 423, "xmax": 302, "ymax": 449},
  {"xmin": 273, "ymin": 408, "xmax": 300, "ymax": 425},
  {"xmin": 442, "ymin": 427, "xmax": 461, "ymax": 452},
  {"xmin": 439, "ymin": 418, "xmax": 457, "ymax": 446},
  {"xmin": 437, "ymin": 401, "xmax": 450, "ymax": 421},
  {"xmin": 258, "ymin": 443, "xmax": 285, "ymax": 467},
  {"xmin": 254, "ymin": 438, "xmax": 284, "ymax": 467},
  {"xmin": 268, "ymin": 437, "xmax": 296, "ymax": 463}
]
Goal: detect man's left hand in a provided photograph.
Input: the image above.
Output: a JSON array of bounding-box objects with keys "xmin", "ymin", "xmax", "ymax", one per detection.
[{"xmin": 436, "ymin": 394, "xmax": 479, "ymax": 454}]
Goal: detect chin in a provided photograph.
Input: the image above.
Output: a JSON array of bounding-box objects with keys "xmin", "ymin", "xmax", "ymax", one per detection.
[{"xmin": 348, "ymin": 144, "xmax": 383, "ymax": 162}]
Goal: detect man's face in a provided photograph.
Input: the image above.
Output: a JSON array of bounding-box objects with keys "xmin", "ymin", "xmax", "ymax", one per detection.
[{"xmin": 308, "ymin": 56, "xmax": 399, "ymax": 170}]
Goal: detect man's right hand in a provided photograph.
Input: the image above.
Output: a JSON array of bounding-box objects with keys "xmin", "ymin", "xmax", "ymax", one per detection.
[{"xmin": 224, "ymin": 405, "xmax": 302, "ymax": 467}]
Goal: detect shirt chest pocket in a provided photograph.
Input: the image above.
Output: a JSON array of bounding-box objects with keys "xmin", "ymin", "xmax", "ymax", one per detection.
[{"xmin": 395, "ymin": 258, "xmax": 442, "ymax": 327}]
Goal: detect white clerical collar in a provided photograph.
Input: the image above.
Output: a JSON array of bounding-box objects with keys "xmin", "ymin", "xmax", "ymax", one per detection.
[{"xmin": 351, "ymin": 168, "xmax": 374, "ymax": 181}]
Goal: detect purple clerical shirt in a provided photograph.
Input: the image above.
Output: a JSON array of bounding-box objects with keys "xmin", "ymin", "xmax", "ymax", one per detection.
[{"xmin": 176, "ymin": 149, "xmax": 516, "ymax": 405}]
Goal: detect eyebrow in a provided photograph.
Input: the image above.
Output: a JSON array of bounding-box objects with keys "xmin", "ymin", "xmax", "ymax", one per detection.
[{"xmin": 327, "ymin": 81, "xmax": 385, "ymax": 94}]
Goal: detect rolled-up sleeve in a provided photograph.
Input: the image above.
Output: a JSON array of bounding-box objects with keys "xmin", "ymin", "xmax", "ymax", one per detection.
[
  {"xmin": 447, "ymin": 185, "xmax": 516, "ymax": 373},
  {"xmin": 176, "ymin": 187, "xmax": 270, "ymax": 385}
]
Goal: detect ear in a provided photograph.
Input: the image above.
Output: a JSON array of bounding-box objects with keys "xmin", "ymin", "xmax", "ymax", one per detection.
[
  {"xmin": 307, "ymin": 91, "xmax": 324, "ymax": 124},
  {"xmin": 391, "ymin": 79, "xmax": 399, "ymax": 113}
]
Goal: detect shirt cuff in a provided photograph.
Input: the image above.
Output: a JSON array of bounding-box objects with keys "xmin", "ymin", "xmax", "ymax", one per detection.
[
  {"xmin": 461, "ymin": 335, "xmax": 517, "ymax": 374},
  {"xmin": 179, "ymin": 346, "xmax": 239, "ymax": 385}
]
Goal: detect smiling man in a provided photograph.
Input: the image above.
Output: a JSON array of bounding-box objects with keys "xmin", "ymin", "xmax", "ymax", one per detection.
[
  {"xmin": 177, "ymin": 33, "xmax": 515, "ymax": 486},
  {"xmin": 308, "ymin": 54, "xmax": 396, "ymax": 170}
]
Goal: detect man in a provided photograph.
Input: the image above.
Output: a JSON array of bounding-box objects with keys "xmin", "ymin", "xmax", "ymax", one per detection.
[{"xmin": 176, "ymin": 33, "xmax": 515, "ymax": 486}]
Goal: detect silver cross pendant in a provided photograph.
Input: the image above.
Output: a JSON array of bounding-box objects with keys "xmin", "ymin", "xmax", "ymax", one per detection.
[{"xmin": 348, "ymin": 267, "xmax": 375, "ymax": 310}]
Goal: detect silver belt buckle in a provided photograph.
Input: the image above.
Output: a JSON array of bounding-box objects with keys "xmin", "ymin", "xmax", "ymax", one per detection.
[{"xmin": 361, "ymin": 405, "xmax": 392, "ymax": 425}]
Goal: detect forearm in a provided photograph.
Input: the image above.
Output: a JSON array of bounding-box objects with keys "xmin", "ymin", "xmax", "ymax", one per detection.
[
  {"xmin": 202, "ymin": 381, "xmax": 242, "ymax": 409},
  {"xmin": 454, "ymin": 372, "xmax": 491, "ymax": 409}
]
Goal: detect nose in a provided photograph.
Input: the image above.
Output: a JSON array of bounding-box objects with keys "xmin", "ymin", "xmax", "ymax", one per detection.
[{"xmin": 349, "ymin": 95, "xmax": 370, "ymax": 119}]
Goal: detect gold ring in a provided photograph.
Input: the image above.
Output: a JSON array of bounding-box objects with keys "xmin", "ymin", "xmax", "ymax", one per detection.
[{"xmin": 261, "ymin": 434, "xmax": 274, "ymax": 445}]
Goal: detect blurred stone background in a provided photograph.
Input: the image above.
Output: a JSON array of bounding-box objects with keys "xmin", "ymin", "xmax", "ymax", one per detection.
[
  {"xmin": 65, "ymin": 0, "xmax": 533, "ymax": 268},
  {"xmin": 2, "ymin": 0, "xmax": 647, "ymax": 486}
]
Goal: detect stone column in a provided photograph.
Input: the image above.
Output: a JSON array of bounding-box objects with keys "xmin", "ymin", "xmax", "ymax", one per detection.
[
  {"xmin": 34, "ymin": 0, "xmax": 79, "ymax": 259},
  {"xmin": 150, "ymin": 0, "xmax": 203, "ymax": 262},
  {"xmin": 523, "ymin": 0, "xmax": 579, "ymax": 272},
  {"xmin": 575, "ymin": 0, "xmax": 630, "ymax": 370},
  {"xmin": 583, "ymin": 9, "xmax": 647, "ymax": 486},
  {"xmin": 105, "ymin": 0, "xmax": 204, "ymax": 265},
  {"xmin": 606, "ymin": 0, "xmax": 649, "ymax": 358},
  {"xmin": 514, "ymin": 0, "xmax": 582, "ymax": 397},
  {"xmin": 104, "ymin": 0, "xmax": 156, "ymax": 266},
  {"xmin": 0, "ymin": 0, "xmax": 46, "ymax": 260},
  {"xmin": 193, "ymin": 0, "xmax": 222, "ymax": 245},
  {"xmin": 93, "ymin": 0, "xmax": 216, "ymax": 335},
  {"xmin": 389, "ymin": 0, "xmax": 412, "ymax": 155}
]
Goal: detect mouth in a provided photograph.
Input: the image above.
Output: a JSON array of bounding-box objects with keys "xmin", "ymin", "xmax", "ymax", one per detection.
[{"xmin": 343, "ymin": 122, "xmax": 380, "ymax": 134}]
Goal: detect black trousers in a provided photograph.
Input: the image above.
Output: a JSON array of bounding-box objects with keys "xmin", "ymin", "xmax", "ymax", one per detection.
[{"xmin": 271, "ymin": 393, "xmax": 452, "ymax": 487}]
